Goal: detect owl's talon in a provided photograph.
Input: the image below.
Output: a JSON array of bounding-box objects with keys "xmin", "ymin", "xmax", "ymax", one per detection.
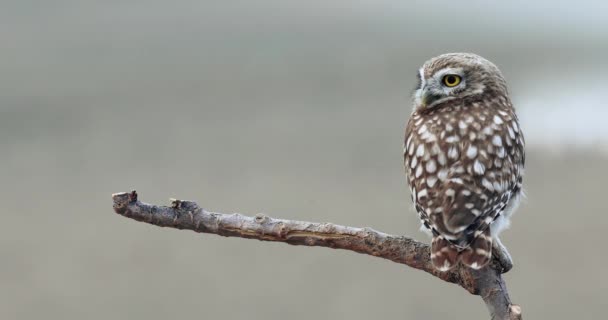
[{"xmin": 492, "ymin": 238, "xmax": 513, "ymax": 273}]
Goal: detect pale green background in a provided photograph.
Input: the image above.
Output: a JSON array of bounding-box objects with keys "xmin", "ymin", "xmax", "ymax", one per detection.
[{"xmin": 2, "ymin": 1, "xmax": 607, "ymax": 319}]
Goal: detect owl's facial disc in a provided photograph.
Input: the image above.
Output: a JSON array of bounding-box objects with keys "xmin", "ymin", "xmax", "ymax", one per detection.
[{"xmin": 415, "ymin": 67, "xmax": 468, "ymax": 109}]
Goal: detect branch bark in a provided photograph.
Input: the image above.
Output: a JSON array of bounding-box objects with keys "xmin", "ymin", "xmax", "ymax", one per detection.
[{"xmin": 111, "ymin": 190, "xmax": 522, "ymax": 320}]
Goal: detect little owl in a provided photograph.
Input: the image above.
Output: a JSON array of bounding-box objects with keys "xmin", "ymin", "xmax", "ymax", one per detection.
[{"xmin": 404, "ymin": 53, "xmax": 524, "ymax": 272}]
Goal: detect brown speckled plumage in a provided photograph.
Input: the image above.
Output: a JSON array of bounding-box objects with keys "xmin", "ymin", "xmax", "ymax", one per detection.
[{"xmin": 404, "ymin": 53, "xmax": 525, "ymax": 271}]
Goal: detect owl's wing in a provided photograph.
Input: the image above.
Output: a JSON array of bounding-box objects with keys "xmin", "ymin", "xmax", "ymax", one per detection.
[{"xmin": 431, "ymin": 113, "xmax": 525, "ymax": 270}]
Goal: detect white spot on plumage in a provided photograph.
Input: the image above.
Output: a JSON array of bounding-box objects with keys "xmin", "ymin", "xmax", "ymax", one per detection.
[
  {"xmin": 482, "ymin": 178, "xmax": 494, "ymax": 191},
  {"xmin": 497, "ymin": 147, "xmax": 506, "ymax": 158},
  {"xmin": 446, "ymin": 188, "xmax": 455, "ymax": 197},
  {"xmin": 452, "ymin": 225, "xmax": 468, "ymax": 233},
  {"xmin": 420, "ymin": 131, "xmax": 436, "ymax": 142},
  {"xmin": 423, "ymin": 151, "xmax": 431, "ymax": 161},
  {"xmin": 418, "ymin": 125, "xmax": 427, "ymax": 134},
  {"xmin": 476, "ymin": 248, "xmax": 490, "ymax": 256},
  {"xmin": 426, "ymin": 160, "xmax": 437, "ymax": 173},
  {"xmin": 493, "ymin": 115, "xmax": 504, "ymax": 125},
  {"xmin": 493, "ymin": 181, "xmax": 504, "ymax": 192},
  {"xmin": 417, "ymin": 189, "xmax": 428, "ymax": 199},
  {"xmin": 431, "ymin": 143, "xmax": 441, "ymax": 155},
  {"xmin": 448, "ymin": 147, "xmax": 459, "ymax": 159},
  {"xmin": 427, "ymin": 176, "xmax": 438, "ymax": 188},
  {"xmin": 494, "ymin": 158, "xmax": 502, "ymax": 167},
  {"xmin": 437, "ymin": 153, "xmax": 447, "ymax": 166},
  {"xmin": 446, "ymin": 135, "xmax": 460, "ymax": 143},
  {"xmin": 450, "ymin": 178, "xmax": 464, "ymax": 184},
  {"xmin": 487, "ymin": 144, "xmax": 494, "ymax": 154},
  {"xmin": 473, "ymin": 159, "xmax": 485, "ymax": 174},
  {"xmin": 466, "ymin": 145, "xmax": 478, "ymax": 159},
  {"xmin": 507, "ymin": 126, "xmax": 515, "ymax": 139},
  {"xmin": 492, "ymin": 135, "xmax": 503, "ymax": 147},
  {"xmin": 437, "ymin": 169, "xmax": 448, "ymax": 181},
  {"xmin": 416, "ymin": 144, "xmax": 425, "ymax": 157},
  {"xmin": 438, "ymin": 260, "xmax": 452, "ymax": 272},
  {"xmin": 459, "ymin": 120, "xmax": 467, "ymax": 129},
  {"xmin": 408, "ymin": 144, "xmax": 415, "ymax": 156},
  {"xmin": 415, "ymin": 165, "xmax": 423, "ymax": 178},
  {"xmin": 410, "ymin": 156, "xmax": 418, "ymax": 168}
]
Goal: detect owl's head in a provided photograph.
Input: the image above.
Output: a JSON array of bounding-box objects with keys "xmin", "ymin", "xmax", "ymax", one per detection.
[{"xmin": 414, "ymin": 53, "xmax": 509, "ymax": 110}]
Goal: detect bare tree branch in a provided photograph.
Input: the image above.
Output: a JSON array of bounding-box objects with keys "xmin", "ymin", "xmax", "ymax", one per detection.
[{"xmin": 111, "ymin": 190, "xmax": 522, "ymax": 320}]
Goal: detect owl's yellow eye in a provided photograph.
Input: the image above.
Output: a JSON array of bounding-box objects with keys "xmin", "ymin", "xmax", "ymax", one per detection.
[{"xmin": 442, "ymin": 74, "xmax": 461, "ymax": 87}]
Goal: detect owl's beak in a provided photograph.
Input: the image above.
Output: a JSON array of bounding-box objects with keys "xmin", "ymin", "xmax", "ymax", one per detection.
[{"xmin": 420, "ymin": 88, "xmax": 442, "ymax": 108}]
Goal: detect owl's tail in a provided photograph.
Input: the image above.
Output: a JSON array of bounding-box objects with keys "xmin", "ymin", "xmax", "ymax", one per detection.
[
  {"xmin": 431, "ymin": 228, "xmax": 493, "ymax": 271},
  {"xmin": 431, "ymin": 236, "xmax": 460, "ymax": 271},
  {"xmin": 460, "ymin": 228, "xmax": 493, "ymax": 269}
]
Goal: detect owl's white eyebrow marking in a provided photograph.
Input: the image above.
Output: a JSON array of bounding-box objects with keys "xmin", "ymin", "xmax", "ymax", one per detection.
[
  {"xmin": 419, "ymin": 68, "xmax": 426, "ymax": 87},
  {"xmin": 434, "ymin": 67, "xmax": 464, "ymax": 78}
]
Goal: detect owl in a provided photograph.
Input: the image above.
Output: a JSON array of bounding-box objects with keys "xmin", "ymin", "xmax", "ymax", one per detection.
[{"xmin": 404, "ymin": 53, "xmax": 524, "ymax": 272}]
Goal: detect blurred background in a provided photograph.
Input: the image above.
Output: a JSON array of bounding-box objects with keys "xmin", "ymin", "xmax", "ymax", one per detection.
[{"xmin": 2, "ymin": 1, "xmax": 607, "ymax": 319}]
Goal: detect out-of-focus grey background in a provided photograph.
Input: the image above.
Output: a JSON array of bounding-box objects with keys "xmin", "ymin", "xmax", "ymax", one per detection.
[{"xmin": 2, "ymin": 1, "xmax": 607, "ymax": 319}]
